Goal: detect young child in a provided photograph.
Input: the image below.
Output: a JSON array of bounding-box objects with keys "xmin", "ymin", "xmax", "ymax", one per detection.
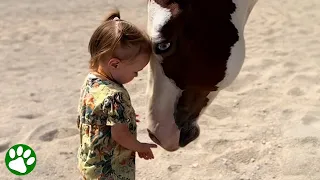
[{"xmin": 77, "ymin": 9, "xmax": 157, "ymax": 180}]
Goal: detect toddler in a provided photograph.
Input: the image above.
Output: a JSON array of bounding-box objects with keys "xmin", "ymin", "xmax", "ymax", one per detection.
[{"xmin": 77, "ymin": 9, "xmax": 157, "ymax": 180}]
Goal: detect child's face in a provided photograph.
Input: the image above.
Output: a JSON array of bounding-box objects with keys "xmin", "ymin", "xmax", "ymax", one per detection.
[{"xmin": 108, "ymin": 53, "xmax": 150, "ymax": 84}]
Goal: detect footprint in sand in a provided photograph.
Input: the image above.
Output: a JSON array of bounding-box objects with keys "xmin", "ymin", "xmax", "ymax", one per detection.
[
  {"xmin": 29, "ymin": 93, "xmax": 42, "ymax": 103},
  {"xmin": 273, "ymin": 50, "xmax": 289, "ymax": 57},
  {"xmin": 261, "ymin": 58, "xmax": 278, "ymax": 69},
  {"xmin": 302, "ymin": 114, "xmax": 319, "ymax": 125},
  {"xmin": 299, "ymin": 137, "xmax": 320, "ymax": 147},
  {"xmin": 0, "ymin": 140, "xmax": 10, "ymax": 153},
  {"xmin": 28, "ymin": 122, "xmax": 78, "ymax": 142},
  {"xmin": 205, "ymin": 105, "xmax": 232, "ymax": 120},
  {"xmin": 282, "ymin": 109, "xmax": 294, "ymax": 119},
  {"xmin": 283, "ymin": 62, "xmax": 298, "ymax": 69},
  {"xmin": 282, "ymin": 143, "xmax": 320, "ymax": 176},
  {"xmin": 242, "ymin": 58, "xmax": 278, "ymax": 72},
  {"xmin": 225, "ymin": 147, "xmax": 259, "ymax": 164},
  {"xmin": 287, "ymin": 87, "xmax": 305, "ymax": 96},
  {"xmin": 38, "ymin": 128, "xmax": 79, "ymax": 142},
  {"xmin": 16, "ymin": 113, "xmax": 42, "ymax": 120},
  {"xmin": 203, "ymin": 139, "xmax": 235, "ymax": 154},
  {"xmin": 210, "ymin": 146, "xmax": 259, "ymax": 172},
  {"xmin": 301, "ymin": 112, "xmax": 320, "ymax": 130},
  {"xmin": 225, "ymin": 73, "xmax": 259, "ymax": 92},
  {"xmin": 286, "ymin": 136, "xmax": 320, "ymax": 149},
  {"xmin": 59, "ymin": 151, "xmax": 74, "ymax": 160},
  {"xmin": 167, "ymin": 164, "xmax": 182, "ymax": 173},
  {"xmin": 282, "ymin": 69, "xmax": 295, "ymax": 79},
  {"xmin": 291, "ymin": 74, "xmax": 320, "ymax": 84}
]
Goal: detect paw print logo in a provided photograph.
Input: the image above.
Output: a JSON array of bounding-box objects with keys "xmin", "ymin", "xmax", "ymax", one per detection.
[{"xmin": 5, "ymin": 144, "xmax": 37, "ymax": 176}]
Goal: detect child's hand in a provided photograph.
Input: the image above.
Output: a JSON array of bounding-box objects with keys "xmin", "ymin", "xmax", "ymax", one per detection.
[
  {"xmin": 137, "ymin": 143, "xmax": 157, "ymax": 160},
  {"xmin": 138, "ymin": 152, "xmax": 153, "ymax": 160}
]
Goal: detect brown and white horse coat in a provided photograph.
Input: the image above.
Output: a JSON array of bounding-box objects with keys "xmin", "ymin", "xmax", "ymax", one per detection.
[{"xmin": 146, "ymin": 0, "xmax": 259, "ymax": 151}]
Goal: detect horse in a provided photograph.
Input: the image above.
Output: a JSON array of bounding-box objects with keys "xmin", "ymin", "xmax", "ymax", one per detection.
[{"xmin": 146, "ymin": 0, "xmax": 259, "ymax": 151}]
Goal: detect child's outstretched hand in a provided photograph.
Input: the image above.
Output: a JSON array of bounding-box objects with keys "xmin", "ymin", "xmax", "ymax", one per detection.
[{"xmin": 137, "ymin": 143, "xmax": 157, "ymax": 160}]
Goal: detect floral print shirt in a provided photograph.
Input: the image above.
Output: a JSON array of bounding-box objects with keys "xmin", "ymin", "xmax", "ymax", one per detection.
[{"xmin": 77, "ymin": 73, "xmax": 137, "ymax": 180}]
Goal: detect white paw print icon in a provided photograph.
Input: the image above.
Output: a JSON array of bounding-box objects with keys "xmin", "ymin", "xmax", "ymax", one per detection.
[{"xmin": 5, "ymin": 144, "xmax": 37, "ymax": 175}]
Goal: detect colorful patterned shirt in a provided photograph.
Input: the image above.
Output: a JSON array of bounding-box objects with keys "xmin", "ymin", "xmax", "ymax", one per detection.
[{"xmin": 77, "ymin": 73, "xmax": 137, "ymax": 180}]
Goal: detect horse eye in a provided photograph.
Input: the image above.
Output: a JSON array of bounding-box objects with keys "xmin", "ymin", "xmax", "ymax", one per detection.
[{"xmin": 156, "ymin": 42, "xmax": 171, "ymax": 52}]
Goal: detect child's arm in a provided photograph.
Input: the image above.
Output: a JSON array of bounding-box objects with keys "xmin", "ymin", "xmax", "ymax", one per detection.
[
  {"xmin": 111, "ymin": 124, "xmax": 157, "ymax": 152},
  {"xmin": 104, "ymin": 92, "xmax": 157, "ymax": 153},
  {"xmin": 111, "ymin": 124, "xmax": 142, "ymax": 151}
]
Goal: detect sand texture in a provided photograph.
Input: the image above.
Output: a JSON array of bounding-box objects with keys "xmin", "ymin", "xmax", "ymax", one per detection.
[{"xmin": 0, "ymin": 0, "xmax": 320, "ymax": 179}]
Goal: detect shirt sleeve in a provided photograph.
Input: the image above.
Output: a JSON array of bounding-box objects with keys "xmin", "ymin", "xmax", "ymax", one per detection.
[{"xmin": 101, "ymin": 91, "xmax": 131, "ymax": 126}]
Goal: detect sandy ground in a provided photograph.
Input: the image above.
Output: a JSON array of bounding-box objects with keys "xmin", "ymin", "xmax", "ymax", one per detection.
[{"xmin": 0, "ymin": 0, "xmax": 320, "ymax": 179}]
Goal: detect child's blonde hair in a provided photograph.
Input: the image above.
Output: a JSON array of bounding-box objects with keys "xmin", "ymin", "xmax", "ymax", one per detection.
[{"xmin": 88, "ymin": 9, "xmax": 152, "ymax": 70}]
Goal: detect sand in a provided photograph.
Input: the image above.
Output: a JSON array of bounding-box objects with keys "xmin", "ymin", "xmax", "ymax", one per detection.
[{"xmin": 0, "ymin": 0, "xmax": 319, "ymax": 179}]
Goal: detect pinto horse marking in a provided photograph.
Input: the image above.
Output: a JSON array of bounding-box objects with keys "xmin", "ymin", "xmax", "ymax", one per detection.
[{"xmin": 146, "ymin": 0, "xmax": 259, "ymax": 151}]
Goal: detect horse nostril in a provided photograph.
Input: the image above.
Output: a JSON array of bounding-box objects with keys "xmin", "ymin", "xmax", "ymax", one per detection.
[
  {"xmin": 179, "ymin": 124, "xmax": 200, "ymax": 147},
  {"xmin": 147, "ymin": 129, "xmax": 161, "ymax": 145}
]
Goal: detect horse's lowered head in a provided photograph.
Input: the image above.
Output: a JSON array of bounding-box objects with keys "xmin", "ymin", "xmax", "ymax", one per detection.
[{"xmin": 146, "ymin": 0, "xmax": 258, "ymax": 151}]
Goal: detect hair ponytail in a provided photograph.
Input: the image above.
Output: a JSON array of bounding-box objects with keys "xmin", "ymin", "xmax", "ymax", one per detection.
[{"xmin": 104, "ymin": 9, "xmax": 121, "ymax": 22}]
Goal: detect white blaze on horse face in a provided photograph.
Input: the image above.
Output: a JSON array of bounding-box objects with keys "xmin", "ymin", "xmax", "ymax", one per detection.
[
  {"xmin": 147, "ymin": 0, "xmax": 172, "ymax": 43},
  {"xmin": 147, "ymin": 1, "xmax": 181, "ymax": 151},
  {"xmin": 146, "ymin": 55, "xmax": 182, "ymax": 151}
]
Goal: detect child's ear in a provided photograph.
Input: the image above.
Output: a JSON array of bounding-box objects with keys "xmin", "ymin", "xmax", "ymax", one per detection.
[{"xmin": 108, "ymin": 58, "xmax": 120, "ymax": 69}]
